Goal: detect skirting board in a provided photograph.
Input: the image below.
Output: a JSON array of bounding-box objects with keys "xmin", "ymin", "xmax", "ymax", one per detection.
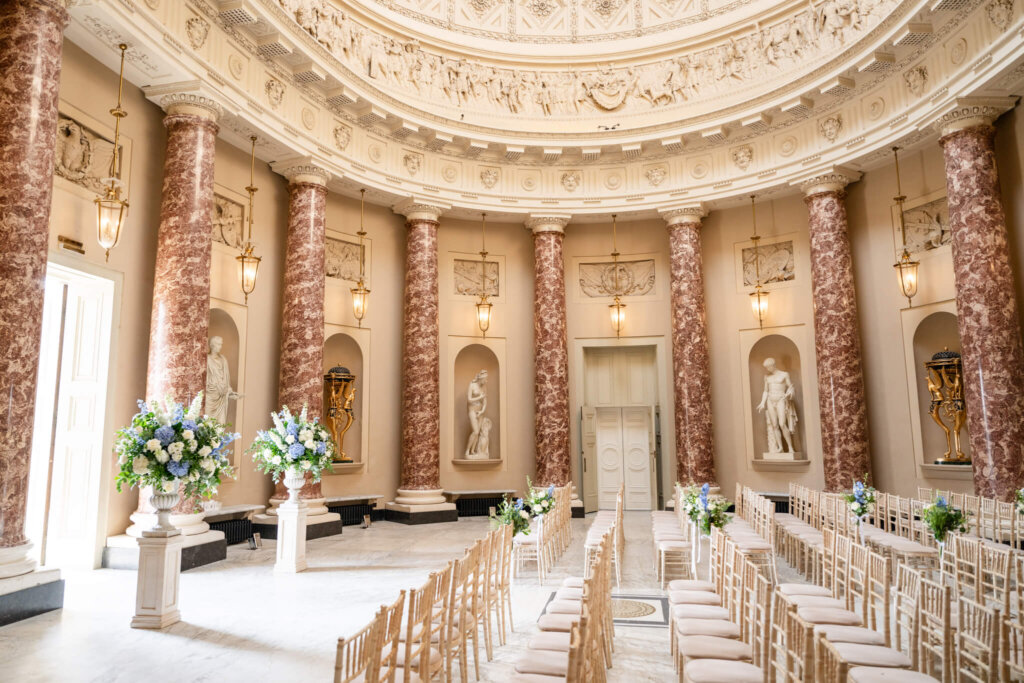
[
  {"xmin": 0, "ymin": 578, "xmax": 64, "ymax": 627},
  {"xmin": 252, "ymin": 518, "xmax": 344, "ymax": 541}
]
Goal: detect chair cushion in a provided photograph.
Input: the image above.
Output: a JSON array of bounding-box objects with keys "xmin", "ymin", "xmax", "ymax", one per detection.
[
  {"xmin": 777, "ymin": 583, "xmax": 832, "ymax": 597},
  {"xmin": 672, "ymin": 604, "xmax": 732, "ymax": 620},
  {"xmin": 391, "ymin": 667, "xmax": 424, "ymax": 683},
  {"xmin": 670, "ymin": 590, "xmax": 722, "ymax": 605},
  {"xmin": 734, "ymin": 541, "xmax": 773, "ymax": 552},
  {"xmin": 561, "ymin": 577, "xmax": 584, "ymax": 588},
  {"xmin": 677, "ymin": 636, "xmax": 753, "ymax": 661},
  {"xmin": 659, "ymin": 540, "xmax": 692, "ymax": 550},
  {"xmin": 669, "ymin": 580, "xmax": 717, "ymax": 592},
  {"xmin": 514, "ymin": 650, "xmax": 569, "ymax": 677},
  {"xmin": 683, "ymin": 659, "xmax": 764, "ymax": 683},
  {"xmin": 829, "ymin": 643, "xmax": 912, "ymax": 668},
  {"xmin": 537, "ymin": 613, "xmax": 580, "ymax": 632},
  {"xmin": 785, "ymin": 595, "xmax": 846, "ymax": 609},
  {"xmin": 847, "ymin": 668, "xmax": 941, "ymax": 682},
  {"xmin": 528, "ymin": 631, "xmax": 572, "ymax": 652},
  {"xmin": 675, "ymin": 619, "xmax": 742, "ymax": 639},
  {"xmin": 555, "ymin": 587, "xmax": 583, "ymax": 600},
  {"xmin": 796, "ymin": 607, "xmax": 864, "ymax": 626},
  {"xmin": 815, "ymin": 625, "xmax": 887, "ymax": 646},
  {"xmin": 546, "ymin": 599, "xmax": 581, "ymax": 615},
  {"xmin": 395, "ymin": 645, "xmax": 444, "ymax": 673},
  {"xmin": 508, "ymin": 675, "xmax": 565, "ymax": 683}
]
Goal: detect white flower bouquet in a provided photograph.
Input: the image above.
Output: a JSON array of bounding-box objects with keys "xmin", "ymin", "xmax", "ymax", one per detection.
[
  {"xmin": 526, "ymin": 477, "xmax": 555, "ymax": 517},
  {"xmin": 248, "ymin": 405, "xmax": 335, "ymax": 482},
  {"xmin": 114, "ymin": 394, "xmax": 237, "ymax": 504}
]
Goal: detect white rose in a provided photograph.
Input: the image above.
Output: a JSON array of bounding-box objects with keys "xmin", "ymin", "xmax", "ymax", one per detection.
[
  {"xmin": 298, "ymin": 429, "xmax": 312, "ymax": 443},
  {"xmin": 520, "ymin": 511, "xmax": 529, "ymax": 519},
  {"xmin": 155, "ymin": 450, "xmax": 170, "ymax": 464},
  {"xmin": 272, "ymin": 455, "xmax": 282, "ymax": 465},
  {"xmin": 262, "ymin": 448, "xmax": 272, "ymax": 458},
  {"xmin": 189, "ymin": 469, "xmax": 200, "ymax": 481},
  {"xmin": 146, "ymin": 439, "xmax": 162, "ymax": 453},
  {"xmin": 133, "ymin": 426, "xmax": 143, "ymax": 435},
  {"xmin": 199, "ymin": 446, "xmax": 212, "ymax": 458},
  {"xmin": 161, "ymin": 479, "xmax": 177, "ymax": 492},
  {"xmin": 201, "ymin": 458, "xmax": 216, "ymax": 472},
  {"xmin": 301, "ymin": 461, "xmax": 312, "ymax": 470},
  {"xmin": 285, "ymin": 435, "xmax": 295, "ymax": 445},
  {"xmin": 132, "ymin": 456, "xmax": 150, "ymax": 475},
  {"xmin": 188, "ymin": 439, "xmax": 198, "ymax": 451},
  {"xmin": 182, "ymin": 429, "xmax": 194, "ymax": 440},
  {"xmin": 212, "ymin": 440, "xmax": 221, "ymax": 449},
  {"xmin": 304, "ymin": 440, "xmax": 315, "ymax": 450}
]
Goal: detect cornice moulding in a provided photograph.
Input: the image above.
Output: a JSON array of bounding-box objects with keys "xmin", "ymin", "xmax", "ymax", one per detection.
[{"xmin": 931, "ymin": 96, "xmax": 1019, "ymax": 136}]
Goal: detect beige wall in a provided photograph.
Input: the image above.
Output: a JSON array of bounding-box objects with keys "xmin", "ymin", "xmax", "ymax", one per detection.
[{"xmin": 48, "ymin": 42, "xmax": 1024, "ymax": 539}]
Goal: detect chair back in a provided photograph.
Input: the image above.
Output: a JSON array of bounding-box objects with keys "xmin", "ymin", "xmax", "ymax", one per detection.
[
  {"xmin": 957, "ymin": 596, "xmax": 1001, "ymax": 683},
  {"xmin": 918, "ymin": 574, "xmax": 952, "ymax": 682},
  {"xmin": 334, "ymin": 608, "xmax": 386, "ymax": 683}
]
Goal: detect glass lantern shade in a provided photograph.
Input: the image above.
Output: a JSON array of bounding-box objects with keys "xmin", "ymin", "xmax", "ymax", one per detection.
[
  {"xmin": 236, "ymin": 245, "xmax": 261, "ymax": 302},
  {"xmin": 476, "ymin": 298, "xmax": 492, "ymax": 336},
  {"xmin": 609, "ymin": 298, "xmax": 626, "ymax": 336},
  {"xmin": 894, "ymin": 251, "xmax": 920, "ymax": 303},
  {"xmin": 750, "ymin": 287, "xmax": 769, "ymax": 327},
  {"xmin": 95, "ymin": 191, "xmax": 128, "ymax": 258},
  {"xmin": 351, "ymin": 281, "xmax": 370, "ymax": 325}
]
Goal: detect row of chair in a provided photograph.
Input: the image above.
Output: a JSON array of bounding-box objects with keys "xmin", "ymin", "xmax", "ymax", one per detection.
[
  {"xmin": 585, "ymin": 484, "xmax": 624, "ymax": 587},
  {"xmin": 334, "ymin": 523, "xmax": 514, "ymax": 683},
  {"xmin": 919, "ymin": 487, "xmax": 1021, "ymax": 549},
  {"xmin": 512, "ymin": 485, "xmax": 573, "ymax": 584}
]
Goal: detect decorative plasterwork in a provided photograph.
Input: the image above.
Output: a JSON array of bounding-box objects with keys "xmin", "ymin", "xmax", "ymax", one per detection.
[
  {"xmin": 931, "ymin": 96, "xmax": 1017, "ymax": 135},
  {"xmin": 394, "ymin": 198, "xmax": 449, "ymax": 221},
  {"xmin": 272, "ymin": 159, "xmax": 332, "ymax": 185},
  {"xmin": 158, "ymin": 92, "xmax": 223, "ymax": 120},
  {"xmin": 660, "ymin": 205, "xmax": 706, "ymax": 226},
  {"xmin": 526, "ymin": 215, "xmax": 571, "ymax": 233},
  {"xmin": 798, "ymin": 168, "xmax": 860, "ymax": 195}
]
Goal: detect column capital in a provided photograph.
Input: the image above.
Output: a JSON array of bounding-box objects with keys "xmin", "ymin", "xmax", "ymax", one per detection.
[
  {"xmin": 932, "ymin": 97, "xmax": 1017, "ymax": 137},
  {"xmin": 525, "ymin": 214, "xmax": 571, "ymax": 234},
  {"xmin": 157, "ymin": 92, "xmax": 224, "ymax": 122},
  {"xmin": 271, "ymin": 157, "xmax": 333, "ymax": 186},
  {"xmin": 393, "ymin": 197, "xmax": 449, "ymax": 222},
  {"xmin": 796, "ymin": 167, "xmax": 861, "ymax": 197},
  {"xmin": 659, "ymin": 204, "xmax": 707, "ymax": 228}
]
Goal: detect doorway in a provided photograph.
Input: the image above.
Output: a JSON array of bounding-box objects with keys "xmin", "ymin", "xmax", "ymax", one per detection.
[
  {"xmin": 25, "ymin": 261, "xmax": 116, "ymax": 569},
  {"xmin": 592, "ymin": 406, "xmax": 655, "ymax": 510}
]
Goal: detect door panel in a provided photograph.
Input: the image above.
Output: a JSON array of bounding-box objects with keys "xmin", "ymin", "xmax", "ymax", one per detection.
[
  {"xmin": 581, "ymin": 406, "xmax": 598, "ymax": 512},
  {"xmin": 622, "ymin": 407, "xmax": 653, "ymax": 510},
  {"xmin": 595, "ymin": 407, "xmax": 623, "ymax": 510}
]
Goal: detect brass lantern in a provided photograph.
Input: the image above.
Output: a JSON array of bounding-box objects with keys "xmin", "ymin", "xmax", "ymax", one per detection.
[
  {"xmin": 95, "ymin": 44, "xmax": 130, "ymax": 261},
  {"xmin": 891, "ymin": 147, "xmax": 920, "ymax": 307},
  {"xmin": 476, "ymin": 213, "xmax": 492, "ymax": 337},
  {"xmin": 351, "ymin": 189, "xmax": 370, "ymax": 326},
  {"xmin": 748, "ymin": 196, "xmax": 769, "ymax": 329},
  {"xmin": 608, "ymin": 214, "xmax": 626, "ymax": 337},
  {"xmin": 236, "ymin": 136, "xmax": 261, "ymax": 304}
]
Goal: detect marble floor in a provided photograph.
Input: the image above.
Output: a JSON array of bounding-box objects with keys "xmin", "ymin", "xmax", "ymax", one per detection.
[{"xmin": 0, "ymin": 511, "xmax": 677, "ymax": 682}]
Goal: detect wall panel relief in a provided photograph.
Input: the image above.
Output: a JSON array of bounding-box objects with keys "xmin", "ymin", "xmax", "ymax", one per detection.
[
  {"xmin": 54, "ymin": 112, "xmax": 123, "ymax": 196},
  {"xmin": 211, "ymin": 193, "xmax": 245, "ymax": 249},
  {"xmin": 325, "ymin": 235, "xmax": 365, "ymax": 282},
  {"xmin": 453, "ymin": 258, "xmax": 500, "ymax": 297},
  {"xmin": 579, "ymin": 259, "xmax": 656, "ymax": 298},
  {"xmin": 893, "ymin": 190, "xmax": 951, "ymax": 255},
  {"xmin": 740, "ymin": 239, "xmax": 795, "ymax": 287}
]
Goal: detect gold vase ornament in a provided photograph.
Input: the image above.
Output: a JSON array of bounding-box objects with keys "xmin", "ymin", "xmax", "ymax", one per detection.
[
  {"xmin": 324, "ymin": 365, "xmax": 357, "ymax": 463},
  {"xmin": 923, "ymin": 348, "xmax": 968, "ymax": 464}
]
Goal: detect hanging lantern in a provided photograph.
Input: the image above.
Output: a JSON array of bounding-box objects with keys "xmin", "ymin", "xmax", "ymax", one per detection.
[
  {"xmin": 95, "ymin": 44, "xmax": 130, "ymax": 261},
  {"xmin": 891, "ymin": 147, "xmax": 920, "ymax": 307},
  {"xmin": 236, "ymin": 136, "xmax": 262, "ymax": 304},
  {"xmin": 608, "ymin": 214, "xmax": 625, "ymax": 337},
  {"xmin": 475, "ymin": 213, "xmax": 493, "ymax": 337},
  {"xmin": 351, "ymin": 189, "xmax": 371, "ymax": 326},
  {"xmin": 749, "ymin": 196, "xmax": 768, "ymax": 329}
]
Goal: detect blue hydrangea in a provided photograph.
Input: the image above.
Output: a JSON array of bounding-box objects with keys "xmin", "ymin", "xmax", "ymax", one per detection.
[
  {"xmin": 167, "ymin": 460, "xmax": 190, "ymax": 477},
  {"xmin": 315, "ymin": 441, "xmax": 326, "ymax": 455},
  {"xmin": 155, "ymin": 425, "xmax": 176, "ymax": 447},
  {"xmin": 172, "ymin": 404, "xmax": 184, "ymax": 423},
  {"xmin": 514, "ymin": 498, "xmax": 524, "ymax": 510},
  {"xmin": 936, "ymin": 496, "xmax": 947, "ymax": 508},
  {"xmin": 181, "ymin": 419, "xmax": 198, "ymax": 433},
  {"xmin": 286, "ymin": 423, "xmax": 300, "ymax": 437},
  {"xmin": 287, "ymin": 442, "xmax": 305, "ymax": 460}
]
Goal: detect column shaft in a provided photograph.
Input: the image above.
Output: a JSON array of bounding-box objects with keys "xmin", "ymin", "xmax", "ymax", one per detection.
[
  {"xmin": 400, "ymin": 217, "xmax": 442, "ymax": 491},
  {"xmin": 666, "ymin": 215, "xmax": 716, "ymax": 485},
  {"xmin": 940, "ymin": 123, "xmax": 1024, "ymax": 499},
  {"xmin": 532, "ymin": 225, "xmax": 571, "ymax": 487},
  {"xmin": 0, "ymin": 0, "xmax": 68, "ymax": 562},
  {"xmin": 804, "ymin": 180, "xmax": 871, "ymax": 491}
]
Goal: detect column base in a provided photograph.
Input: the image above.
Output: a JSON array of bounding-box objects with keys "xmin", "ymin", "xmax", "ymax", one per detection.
[
  {"xmin": 131, "ymin": 532, "xmax": 184, "ymax": 630},
  {"xmin": 0, "ymin": 568, "xmax": 64, "ymax": 627},
  {"xmin": 251, "ymin": 511, "xmax": 342, "ymax": 540},
  {"xmin": 104, "ymin": 530, "xmax": 226, "ymax": 571},
  {"xmin": 385, "ymin": 491, "xmax": 459, "ymax": 525},
  {"xmin": 0, "ymin": 542, "xmax": 37, "ymax": 579},
  {"xmin": 126, "ymin": 511, "xmax": 210, "ymax": 537}
]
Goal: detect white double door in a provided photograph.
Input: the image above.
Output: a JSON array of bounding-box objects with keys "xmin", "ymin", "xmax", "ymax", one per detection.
[{"xmin": 593, "ymin": 406, "xmax": 654, "ymax": 511}]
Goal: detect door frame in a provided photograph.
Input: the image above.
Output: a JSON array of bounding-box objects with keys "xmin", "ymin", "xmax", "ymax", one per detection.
[
  {"xmin": 570, "ymin": 335, "xmax": 674, "ymax": 513},
  {"xmin": 44, "ymin": 252, "xmax": 123, "ymax": 569}
]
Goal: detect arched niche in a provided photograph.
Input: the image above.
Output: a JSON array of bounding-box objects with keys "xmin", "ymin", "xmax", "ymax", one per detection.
[
  {"xmin": 454, "ymin": 344, "xmax": 501, "ymax": 461},
  {"xmin": 748, "ymin": 334, "xmax": 805, "ymax": 461},
  {"xmin": 323, "ymin": 333, "xmax": 364, "ymax": 464},
  {"xmin": 912, "ymin": 311, "xmax": 969, "ymax": 462},
  {"xmin": 208, "ymin": 307, "xmax": 242, "ymax": 464}
]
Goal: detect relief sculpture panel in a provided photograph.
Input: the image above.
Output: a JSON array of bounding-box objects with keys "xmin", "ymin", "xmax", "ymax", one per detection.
[
  {"xmin": 579, "ymin": 259, "xmax": 656, "ymax": 298},
  {"xmin": 454, "ymin": 259, "xmax": 499, "ymax": 296},
  {"xmin": 54, "ymin": 114, "xmax": 121, "ymax": 195}
]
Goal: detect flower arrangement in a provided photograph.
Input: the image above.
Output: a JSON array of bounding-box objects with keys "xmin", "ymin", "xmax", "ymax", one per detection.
[
  {"xmin": 491, "ymin": 495, "xmax": 532, "ymax": 536},
  {"xmin": 920, "ymin": 495, "xmax": 968, "ymax": 544},
  {"xmin": 1016, "ymin": 489, "xmax": 1024, "ymax": 517},
  {"xmin": 114, "ymin": 394, "xmax": 237, "ymax": 502},
  {"xmin": 681, "ymin": 483, "xmax": 731, "ymax": 537},
  {"xmin": 526, "ymin": 478, "xmax": 555, "ymax": 517},
  {"xmin": 248, "ymin": 405, "xmax": 335, "ymax": 482},
  {"xmin": 843, "ymin": 480, "xmax": 876, "ymax": 519}
]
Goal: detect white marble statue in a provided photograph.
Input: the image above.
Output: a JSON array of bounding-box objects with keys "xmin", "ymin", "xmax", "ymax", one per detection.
[
  {"xmin": 464, "ymin": 370, "xmax": 489, "ymax": 459},
  {"xmin": 205, "ymin": 336, "xmax": 240, "ymax": 425},
  {"xmin": 756, "ymin": 357, "xmax": 799, "ymax": 457}
]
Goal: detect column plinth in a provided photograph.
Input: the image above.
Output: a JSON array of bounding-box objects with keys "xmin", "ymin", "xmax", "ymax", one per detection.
[
  {"xmin": 801, "ymin": 171, "xmax": 872, "ymax": 491},
  {"xmin": 662, "ymin": 207, "xmax": 716, "ymax": 486},
  {"xmin": 935, "ymin": 100, "xmax": 1024, "ymax": 499},
  {"xmin": 0, "ymin": 0, "xmax": 68, "ymax": 581},
  {"xmin": 528, "ymin": 216, "xmax": 572, "ymax": 488}
]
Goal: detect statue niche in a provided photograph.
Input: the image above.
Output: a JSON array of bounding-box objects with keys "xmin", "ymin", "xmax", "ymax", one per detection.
[
  {"xmin": 924, "ymin": 348, "xmax": 968, "ymax": 465},
  {"xmin": 756, "ymin": 357, "xmax": 801, "ymax": 460},
  {"xmin": 324, "ymin": 365, "xmax": 357, "ymax": 463},
  {"xmin": 464, "ymin": 370, "xmax": 490, "ymax": 460},
  {"xmin": 206, "ymin": 335, "xmax": 240, "ymax": 425}
]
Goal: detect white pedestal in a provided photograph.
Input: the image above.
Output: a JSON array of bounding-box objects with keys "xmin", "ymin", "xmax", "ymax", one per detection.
[
  {"xmin": 126, "ymin": 510, "xmax": 209, "ymax": 537},
  {"xmin": 274, "ymin": 500, "xmax": 308, "ymax": 573},
  {"xmin": 131, "ymin": 530, "xmax": 184, "ymax": 629},
  {"xmin": 0, "ymin": 542, "xmax": 36, "ymax": 579}
]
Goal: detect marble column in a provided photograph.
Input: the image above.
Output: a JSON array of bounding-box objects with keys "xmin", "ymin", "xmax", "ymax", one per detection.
[
  {"xmin": 662, "ymin": 207, "xmax": 716, "ymax": 486},
  {"xmin": 387, "ymin": 199, "xmax": 456, "ymax": 520},
  {"xmin": 268, "ymin": 165, "xmax": 333, "ymax": 517},
  {"xmin": 128, "ymin": 94, "xmax": 222, "ymax": 537},
  {"xmin": 801, "ymin": 171, "xmax": 872, "ymax": 491},
  {"xmin": 528, "ymin": 216, "xmax": 572, "ymax": 487},
  {"xmin": 934, "ymin": 98, "xmax": 1024, "ymax": 500},
  {"xmin": 0, "ymin": 0, "xmax": 68, "ymax": 585}
]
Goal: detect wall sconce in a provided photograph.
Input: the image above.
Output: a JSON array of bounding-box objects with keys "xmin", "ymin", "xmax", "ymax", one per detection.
[
  {"xmin": 891, "ymin": 147, "xmax": 920, "ymax": 307},
  {"xmin": 95, "ymin": 44, "xmax": 130, "ymax": 261},
  {"xmin": 748, "ymin": 196, "xmax": 769, "ymax": 329},
  {"xmin": 608, "ymin": 214, "xmax": 625, "ymax": 337},
  {"xmin": 475, "ymin": 213, "xmax": 492, "ymax": 337},
  {"xmin": 351, "ymin": 189, "xmax": 370, "ymax": 326},
  {"xmin": 236, "ymin": 136, "xmax": 261, "ymax": 304}
]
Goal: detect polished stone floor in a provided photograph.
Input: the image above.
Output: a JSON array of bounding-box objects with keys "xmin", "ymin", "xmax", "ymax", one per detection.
[{"xmin": 0, "ymin": 511, "xmax": 677, "ymax": 682}]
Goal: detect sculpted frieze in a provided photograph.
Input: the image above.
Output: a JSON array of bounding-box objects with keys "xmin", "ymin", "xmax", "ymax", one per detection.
[{"xmin": 274, "ymin": 0, "xmax": 896, "ymax": 119}]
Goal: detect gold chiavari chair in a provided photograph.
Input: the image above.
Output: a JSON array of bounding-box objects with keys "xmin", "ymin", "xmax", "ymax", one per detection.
[
  {"xmin": 379, "ymin": 591, "xmax": 408, "ymax": 683},
  {"xmin": 956, "ymin": 596, "xmax": 1001, "ymax": 683},
  {"xmin": 918, "ymin": 574, "xmax": 953, "ymax": 683},
  {"xmin": 398, "ymin": 572, "xmax": 442, "ymax": 683},
  {"xmin": 1001, "ymin": 618, "xmax": 1024, "ymax": 681},
  {"xmin": 335, "ymin": 607, "xmax": 387, "ymax": 683},
  {"xmin": 894, "ymin": 564, "xmax": 922, "ymax": 668}
]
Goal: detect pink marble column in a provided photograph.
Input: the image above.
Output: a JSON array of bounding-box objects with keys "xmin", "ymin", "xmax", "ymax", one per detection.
[
  {"xmin": 390, "ymin": 200, "xmax": 454, "ymax": 513},
  {"xmin": 935, "ymin": 99, "xmax": 1024, "ymax": 500},
  {"xmin": 0, "ymin": 0, "xmax": 68, "ymax": 578},
  {"xmin": 801, "ymin": 172, "xmax": 872, "ymax": 492},
  {"xmin": 134, "ymin": 94, "xmax": 222, "ymax": 528},
  {"xmin": 662, "ymin": 207, "xmax": 716, "ymax": 486},
  {"xmin": 528, "ymin": 216, "xmax": 572, "ymax": 487},
  {"xmin": 270, "ymin": 165, "xmax": 331, "ymax": 509}
]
